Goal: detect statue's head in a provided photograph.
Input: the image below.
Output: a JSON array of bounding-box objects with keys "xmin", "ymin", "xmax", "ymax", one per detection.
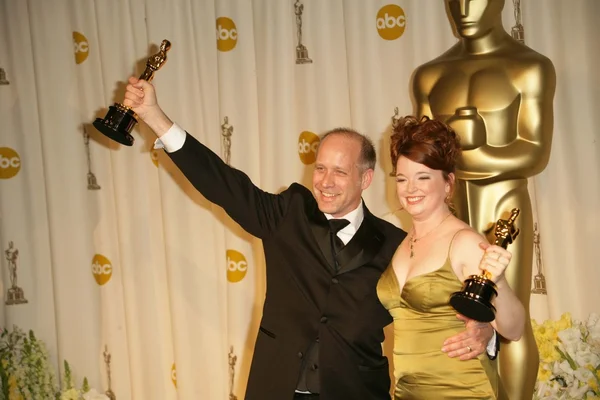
[
  {"xmin": 444, "ymin": 0, "xmax": 505, "ymax": 39},
  {"xmin": 160, "ymin": 40, "xmax": 172, "ymax": 52}
]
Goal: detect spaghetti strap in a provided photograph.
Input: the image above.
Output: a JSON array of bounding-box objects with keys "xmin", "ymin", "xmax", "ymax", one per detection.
[{"xmin": 447, "ymin": 228, "xmax": 471, "ymax": 258}]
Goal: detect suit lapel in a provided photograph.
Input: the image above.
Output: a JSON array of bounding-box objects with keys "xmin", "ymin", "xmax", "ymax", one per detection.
[
  {"xmin": 306, "ymin": 200, "xmax": 386, "ymax": 274},
  {"xmin": 336, "ymin": 206, "xmax": 384, "ymax": 275},
  {"xmin": 306, "ymin": 200, "xmax": 337, "ymax": 270}
]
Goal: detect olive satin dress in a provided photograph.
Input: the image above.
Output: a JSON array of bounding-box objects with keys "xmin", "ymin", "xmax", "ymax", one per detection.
[{"xmin": 377, "ymin": 239, "xmax": 498, "ymax": 399}]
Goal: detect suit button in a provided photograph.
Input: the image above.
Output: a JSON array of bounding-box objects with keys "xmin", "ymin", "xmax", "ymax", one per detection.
[
  {"xmin": 331, "ymin": 278, "xmax": 339, "ymax": 284},
  {"xmin": 320, "ymin": 316, "xmax": 328, "ymax": 323},
  {"xmin": 298, "ymin": 352, "xmax": 303, "ymax": 358},
  {"xmin": 311, "ymin": 364, "xmax": 318, "ymax": 370}
]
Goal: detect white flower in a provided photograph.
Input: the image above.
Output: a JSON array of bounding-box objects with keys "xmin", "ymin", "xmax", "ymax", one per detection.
[
  {"xmin": 587, "ymin": 313, "xmax": 600, "ymax": 346},
  {"xmin": 567, "ymin": 383, "xmax": 590, "ymax": 399},
  {"xmin": 573, "ymin": 366, "xmax": 594, "ymax": 383},
  {"xmin": 83, "ymin": 389, "xmax": 111, "ymax": 400},
  {"xmin": 60, "ymin": 388, "xmax": 81, "ymax": 400},
  {"xmin": 1, "ymin": 325, "xmax": 108, "ymax": 400},
  {"xmin": 558, "ymin": 327, "xmax": 582, "ymax": 350},
  {"xmin": 556, "ymin": 360, "xmax": 574, "ymax": 380},
  {"xmin": 586, "ymin": 313, "xmax": 599, "ymax": 331},
  {"xmin": 573, "ymin": 348, "xmax": 600, "ymax": 368},
  {"xmin": 533, "ymin": 313, "xmax": 600, "ymax": 400}
]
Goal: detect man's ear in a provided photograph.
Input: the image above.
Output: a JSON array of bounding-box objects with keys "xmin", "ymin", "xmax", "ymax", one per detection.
[{"xmin": 361, "ymin": 168, "xmax": 374, "ymax": 190}]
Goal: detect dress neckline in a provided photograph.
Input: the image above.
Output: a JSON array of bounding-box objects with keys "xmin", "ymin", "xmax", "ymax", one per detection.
[{"xmin": 390, "ymin": 256, "xmax": 452, "ymax": 295}]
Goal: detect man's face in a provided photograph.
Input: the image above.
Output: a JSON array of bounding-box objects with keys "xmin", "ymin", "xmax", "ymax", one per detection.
[
  {"xmin": 445, "ymin": 0, "xmax": 504, "ymax": 39},
  {"xmin": 312, "ymin": 134, "xmax": 373, "ymax": 218}
]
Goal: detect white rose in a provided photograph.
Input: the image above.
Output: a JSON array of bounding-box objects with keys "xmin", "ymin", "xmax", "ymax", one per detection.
[{"xmin": 83, "ymin": 389, "xmax": 110, "ymax": 400}]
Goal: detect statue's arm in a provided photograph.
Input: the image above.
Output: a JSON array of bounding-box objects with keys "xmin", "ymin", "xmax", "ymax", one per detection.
[
  {"xmin": 515, "ymin": 58, "xmax": 556, "ymax": 174},
  {"xmin": 410, "ymin": 66, "xmax": 434, "ymax": 119},
  {"xmin": 458, "ymin": 59, "xmax": 556, "ymax": 180}
]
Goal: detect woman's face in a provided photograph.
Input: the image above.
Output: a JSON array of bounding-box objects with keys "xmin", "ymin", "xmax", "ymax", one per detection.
[{"xmin": 395, "ymin": 156, "xmax": 452, "ymax": 219}]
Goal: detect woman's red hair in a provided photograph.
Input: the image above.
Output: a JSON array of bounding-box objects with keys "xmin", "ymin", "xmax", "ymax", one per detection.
[{"xmin": 390, "ymin": 115, "xmax": 461, "ymax": 180}]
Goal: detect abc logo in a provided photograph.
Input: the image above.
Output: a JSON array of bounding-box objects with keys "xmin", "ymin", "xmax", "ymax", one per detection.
[
  {"xmin": 150, "ymin": 149, "xmax": 159, "ymax": 167},
  {"xmin": 91, "ymin": 254, "xmax": 112, "ymax": 286},
  {"xmin": 73, "ymin": 31, "xmax": 90, "ymax": 64},
  {"xmin": 226, "ymin": 249, "xmax": 248, "ymax": 283},
  {"xmin": 171, "ymin": 363, "xmax": 177, "ymax": 387},
  {"xmin": 298, "ymin": 131, "xmax": 320, "ymax": 165},
  {"xmin": 216, "ymin": 17, "xmax": 238, "ymax": 52},
  {"xmin": 376, "ymin": 5, "xmax": 406, "ymax": 40},
  {"xmin": 0, "ymin": 147, "xmax": 21, "ymax": 179}
]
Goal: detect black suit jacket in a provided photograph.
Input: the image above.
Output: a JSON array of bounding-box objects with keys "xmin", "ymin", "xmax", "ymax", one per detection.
[{"xmin": 168, "ymin": 133, "xmax": 407, "ymax": 400}]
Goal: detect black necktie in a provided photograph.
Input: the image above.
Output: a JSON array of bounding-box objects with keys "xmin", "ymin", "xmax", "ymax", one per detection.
[{"xmin": 328, "ymin": 219, "xmax": 350, "ymax": 270}]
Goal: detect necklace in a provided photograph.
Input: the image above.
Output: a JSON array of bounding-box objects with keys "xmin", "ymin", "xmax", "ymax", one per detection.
[{"xmin": 409, "ymin": 213, "xmax": 452, "ymax": 258}]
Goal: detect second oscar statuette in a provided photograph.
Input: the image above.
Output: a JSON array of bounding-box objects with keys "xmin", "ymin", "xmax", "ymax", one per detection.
[
  {"xmin": 93, "ymin": 40, "xmax": 171, "ymax": 146},
  {"xmin": 449, "ymin": 208, "xmax": 521, "ymax": 322}
]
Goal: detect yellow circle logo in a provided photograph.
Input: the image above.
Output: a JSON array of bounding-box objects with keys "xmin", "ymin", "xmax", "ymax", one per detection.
[
  {"xmin": 73, "ymin": 31, "xmax": 90, "ymax": 64},
  {"xmin": 91, "ymin": 254, "xmax": 112, "ymax": 286},
  {"xmin": 297, "ymin": 131, "xmax": 320, "ymax": 165},
  {"xmin": 151, "ymin": 149, "xmax": 159, "ymax": 167},
  {"xmin": 226, "ymin": 249, "xmax": 248, "ymax": 283},
  {"xmin": 376, "ymin": 5, "xmax": 406, "ymax": 40},
  {"xmin": 0, "ymin": 147, "xmax": 21, "ymax": 179},
  {"xmin": 171, "ymin": 363, "xmax": 177, "ymax": 387},
  {"xmin": 216, "ymin": 17, "xmax": 238, "ymax": 52}
]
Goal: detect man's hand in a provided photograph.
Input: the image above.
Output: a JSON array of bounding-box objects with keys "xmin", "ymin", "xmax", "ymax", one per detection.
[
  {"xmin": 441, "ymin": 314, "xmax": 494, "ymax": 360},
  {"xmin": 123, "ymin": 77, "xmax": 173, "ymax": 137},
  {"xmin": 123, "ymin": 77, "xmax": 157, "ymax": 119}
]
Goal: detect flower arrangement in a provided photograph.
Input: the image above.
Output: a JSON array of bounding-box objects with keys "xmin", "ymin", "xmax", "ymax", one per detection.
[
  {"xmin": 533, "ymin": 312, "xmax": 600, "ymax": 400},
  {"xmin": 0, "ymin": 325, "xmax": 109, "ymax": 400}
]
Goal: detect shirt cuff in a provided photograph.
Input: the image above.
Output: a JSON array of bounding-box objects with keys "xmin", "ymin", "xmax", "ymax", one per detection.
[
  {"xmin": 486, "ymin": 330, "xmax": 497, "ymax": 358},
  {"xmin": 153, "ymin": 123, "xmax": 186, "ymax": 153}
]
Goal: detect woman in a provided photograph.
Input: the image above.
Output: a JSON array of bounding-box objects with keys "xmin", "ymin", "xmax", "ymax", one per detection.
[{"xmin": 377, "ymin": 115, "xmax": 525, "ymax": 399}]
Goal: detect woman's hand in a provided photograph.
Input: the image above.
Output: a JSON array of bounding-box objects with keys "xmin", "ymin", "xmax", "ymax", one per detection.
[{"xmin": 478, "ymin": 242, "xmax": 512, "ymax": 283}]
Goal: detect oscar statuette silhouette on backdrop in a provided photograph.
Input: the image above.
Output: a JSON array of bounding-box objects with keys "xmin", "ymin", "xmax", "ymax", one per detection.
[
  {"xmin": 409, "ymin": 0, "xmax": 556, "ymax": 399},
  {"xmin": 93, "ymin": 40, "xmax": 171, "ymax": 146}
]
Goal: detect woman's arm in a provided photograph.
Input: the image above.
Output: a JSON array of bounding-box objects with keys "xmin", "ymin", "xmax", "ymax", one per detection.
[{"xmin": 451, "ymin": 230, "xmax": 526, "ymax": 341}]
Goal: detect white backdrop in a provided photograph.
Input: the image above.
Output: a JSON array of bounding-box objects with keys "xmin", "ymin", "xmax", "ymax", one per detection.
[{"xmin": 0, "ymin": 0, "xmax": 598, "ymax": 398}]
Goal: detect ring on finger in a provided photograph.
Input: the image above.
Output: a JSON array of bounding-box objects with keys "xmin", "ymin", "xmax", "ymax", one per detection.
[{"xmin": 467, "ymin": 345, "xmax": 472, "ymax": 352}]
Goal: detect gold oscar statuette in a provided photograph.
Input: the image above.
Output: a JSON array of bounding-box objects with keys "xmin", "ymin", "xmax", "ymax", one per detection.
[
  {"xmin": 93, "ymin": 40, "xmax": 171, "ymax": 146},
  {"xmin": 410, "ymin": 0, "xmax": 555, "ymax": 394},
  {"xmin": 450, "ymin": 208, "xmax": 520, "ymax": 322}
]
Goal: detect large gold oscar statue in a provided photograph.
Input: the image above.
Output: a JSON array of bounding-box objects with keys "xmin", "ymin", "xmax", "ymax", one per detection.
[{"xmin": 410, "ymin": 1, "xmax": 556, "ymax": 399}]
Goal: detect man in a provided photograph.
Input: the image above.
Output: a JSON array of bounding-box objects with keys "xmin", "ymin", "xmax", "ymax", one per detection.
[
  {"xmin": 410, "ymin": 0, "xmax": 555, "ymax": 398},
  {"xmin": 123, "ymin": 77, "xmax": 494, "ymax": 399}
]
